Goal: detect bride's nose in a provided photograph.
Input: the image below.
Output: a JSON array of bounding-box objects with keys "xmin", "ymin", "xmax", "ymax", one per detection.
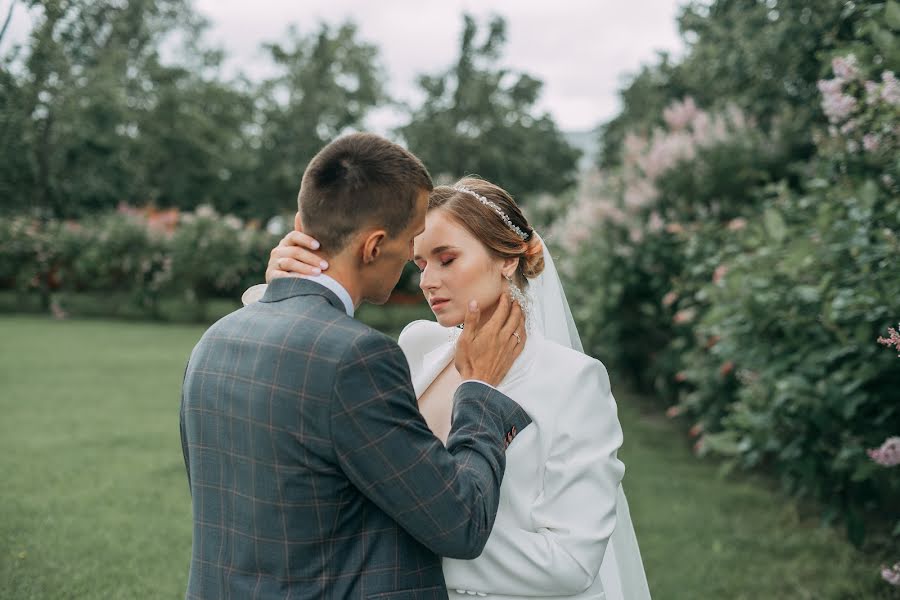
[{"xmin": 419, "ymin": 264, "xmax": 439, "ymax": 291}]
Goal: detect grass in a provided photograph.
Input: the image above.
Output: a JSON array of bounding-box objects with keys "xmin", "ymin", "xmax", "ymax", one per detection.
[{"xmin": 1, "ymin": 315, "xmax": 896, "ymax": 599}]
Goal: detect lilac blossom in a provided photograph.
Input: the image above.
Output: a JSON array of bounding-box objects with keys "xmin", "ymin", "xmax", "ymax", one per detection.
[
  {"xmin": 878, "ymin": 324, "xmax": 900, "ymax": 356},
  {"xmin": 881, "ymin": 71, "xmax": 900, "ymax": 105},
  {"xmin": 883, "ymin": 563, "xmax": 900, "ymax": 586},
  {"xmin": 862, "ymin": 134, "xmax": 880, "ymax": 153},
  {"xmin": 868, "ymin": 437, "xmax": 900, "ymax": 467},
  {"xmin": 832, "ymin": 54, "xmax": 860, "ymax": 82}
]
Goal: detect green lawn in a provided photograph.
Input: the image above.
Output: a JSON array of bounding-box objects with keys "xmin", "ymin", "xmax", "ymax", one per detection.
[{"xmin": 1, "ymin": 315, "xmax": 896, "ymax": 599}]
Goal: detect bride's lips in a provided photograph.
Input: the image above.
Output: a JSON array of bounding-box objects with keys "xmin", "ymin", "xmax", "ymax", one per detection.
[{"xmin": 429, "ymin": 297, "xmax": 451, "ymax": 311}]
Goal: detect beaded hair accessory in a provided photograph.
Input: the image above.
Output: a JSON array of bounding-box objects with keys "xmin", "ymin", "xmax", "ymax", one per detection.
[{"xmin": 452, "ymin": 185, "xmax": 530, "ymax": 241}]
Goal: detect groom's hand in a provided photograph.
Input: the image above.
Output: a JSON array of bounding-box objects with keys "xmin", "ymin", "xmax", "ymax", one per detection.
[
  {"xmin": 266, "ymin": 231, "xmax": 327, "ymax": 283},
  {"xmin": 454, "ymin": 292, "xmax": 525, "ymax": 387}
]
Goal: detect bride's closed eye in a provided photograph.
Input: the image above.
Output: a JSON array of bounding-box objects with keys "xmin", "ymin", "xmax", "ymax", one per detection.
[{"xmin": 413, "ymin": 257, "xmax": 455, "ymax": 272}]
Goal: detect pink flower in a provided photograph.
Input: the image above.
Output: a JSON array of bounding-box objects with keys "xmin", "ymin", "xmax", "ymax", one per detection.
[
  {"xmin": 882, "ymin": 562, "xmax": 900, "ymax": 586},
  {"xmin": 727, "ymin": 217, "xmax": 747, "ymax": 231},
  {"xmin": 867, "ymin": 437, "xmax": 900, "ymax": 467},
  {"xmin": 647, "ymin": 211, "xmax": 664, "ymax": 233},
  {"xmin": 674, "ymin": 371, "xmax": 688, "ymax": 383},
  {"xmin": 719, "ymin": 361, "xmax": 735, "ymax": 377},
  {"xmin": 864, "ymin": 80, "xmax": 880, "ymax": 105},
  {"xmin": 821, "ymin": 93, "xmax": 858, "ymax": 123},
  {"xmin": 878, "ymin": 324, "xmax": 900, "ymax": 356},
  {"xmin": 816, "ymin": 78, "xmax": 842, "ymax": 96},
  {"xmin": 839, "ymin": 119, "xmax": 857, "ymax": 135},
  {"xmin": 713, "ymin": 264, "xmax": 728, "ymax": 284},
  {"xmin": 665, "ymin": 405, "xmax": 682, "ymax": 418},
  {"xmin": 674, "ymin": 308, "xmax": 696, "ymax": 324},
  {"xmin": 662, "ymin": 291, "xmax": 679, "ymax": 307},
  {"xmin": 863, "ymin": 134, "xmax": 880, "ymax": 153},
  {"xmin": 629, "ymin": 227, "xmax": 644, "ymax": 243},
  {"xmin": 689, "ymin": 423, "xmax": 704, "ymax": 438},
  {"xmin": 663, "ymin": 97, "xmax": 698, "ymax": 131},
  {"xmin": 832, "ymin": 54, "xmax": 860, "ymax": 81},
  {"xmin": 665, "ymin": 223, "xmax": 685, "ymax": 234},
  {"xmin": 882, "ymin": 71, "xmax": 900, "ymax": 105},
  {"xmin": 693, "ymin": 437, "xmax": 705, "ymax": 455}
]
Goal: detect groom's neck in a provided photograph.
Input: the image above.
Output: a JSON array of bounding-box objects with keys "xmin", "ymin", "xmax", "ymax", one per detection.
[{"xmin": 318, "ymin": 263, "xmax": 363, "ymax": 310}]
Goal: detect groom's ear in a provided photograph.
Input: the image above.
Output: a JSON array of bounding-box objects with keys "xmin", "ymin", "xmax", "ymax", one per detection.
[
  {"xmin": 360, "ymin": 229, "xmax": 387, "ymax": 265},
  {"xmin": 294, "ymin": 212, "xmax": 304, "ymax": 232}
]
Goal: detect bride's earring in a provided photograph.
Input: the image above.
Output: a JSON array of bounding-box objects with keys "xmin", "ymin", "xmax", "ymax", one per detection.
[{"xmin": 504, "ymin": 273, "xmax": 531, "ymax": 328}]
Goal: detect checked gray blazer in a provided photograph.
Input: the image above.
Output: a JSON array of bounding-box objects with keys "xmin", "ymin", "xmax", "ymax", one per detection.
[{"xmin": 179, "ymin": 277, "xmax": 532, "ymax": 600}]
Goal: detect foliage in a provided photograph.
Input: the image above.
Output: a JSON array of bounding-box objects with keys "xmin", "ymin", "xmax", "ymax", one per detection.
[
  {"xmin": 397, "ymin": 14, "xmax": 581, "ymax": 203},
  {"xmin": 1, "ymin": 7, "xmax": 578, "ymax": 220},
  {"xmin": 0, "ymin": 205, "xmax": 279, "ymax": 319},
  {"xmin": 557, "ymin": 0, "xmax": 900, "ymax": 550}
]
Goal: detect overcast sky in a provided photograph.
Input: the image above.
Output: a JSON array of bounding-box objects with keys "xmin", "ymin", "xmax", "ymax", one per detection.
[{"xmin": 3, "ymin": 0, "xmax": 687, "ymax": 132}]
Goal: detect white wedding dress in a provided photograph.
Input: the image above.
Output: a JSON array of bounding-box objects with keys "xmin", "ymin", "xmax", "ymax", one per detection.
[{"xmin": 397, "ymin": 235, "xmax": 651, "ymax": 600}]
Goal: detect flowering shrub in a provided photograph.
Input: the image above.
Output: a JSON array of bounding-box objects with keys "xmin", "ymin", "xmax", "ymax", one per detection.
[
  {"xmin": 0, "ymin": 205, "xmax": 281, "ymax": 319},
  {"xmin": 557, "ymin": 49, "xmax": 900, "ymax": 548}
]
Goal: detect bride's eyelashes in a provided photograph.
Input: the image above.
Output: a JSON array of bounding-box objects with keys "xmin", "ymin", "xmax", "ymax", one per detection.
[{"xmin": 413, "ymin": 257, "xmax": 456, "ymax": 273}]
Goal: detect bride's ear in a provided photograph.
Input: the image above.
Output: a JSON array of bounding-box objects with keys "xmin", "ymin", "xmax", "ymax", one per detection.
[{"xmin": 500, "ymin": 257, "xmax": 519, "ymax": 279}]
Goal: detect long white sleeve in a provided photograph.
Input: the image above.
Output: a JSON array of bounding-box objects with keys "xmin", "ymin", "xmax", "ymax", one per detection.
[{"xmin": 442, "ymin": 360, "xmax": 626, "ymax": 596}]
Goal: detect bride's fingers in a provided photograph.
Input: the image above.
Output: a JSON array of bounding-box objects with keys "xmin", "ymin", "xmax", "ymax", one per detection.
[
  {"xmin": 267, "ymin": 268, "xmax": 304, "ymax": 280},
  {"xmin": 270, "ymin": 240, "xmax": 328, "ymax": 270},
  {"xmin": 282, "ymin": 230, "xmax": 321, "ymax": 250},
  {"xmin": 274, "ymin": 257, "xmax": 323, "ymax": 276}
]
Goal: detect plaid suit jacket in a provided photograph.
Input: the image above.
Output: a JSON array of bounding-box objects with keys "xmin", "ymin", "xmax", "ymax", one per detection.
[{"xmin": 180, "ymin": 277, "xmax": 532, "ymax": 600}]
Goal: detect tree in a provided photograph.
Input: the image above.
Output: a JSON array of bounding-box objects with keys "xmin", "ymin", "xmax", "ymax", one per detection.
[
  {"xmin": 397, "ymin": 14, "xmax": 580, "ymax": 203},
  {"xmin": 0, "ymin": 0, "xmax": 208, "ymax": 216},
  {"xmin": 253, "ymin": 22, "xmax": 387, "ymax": 217},
  {"xmin": 598, "ymin": 0, "xmax": 885, "ymax": 171}
]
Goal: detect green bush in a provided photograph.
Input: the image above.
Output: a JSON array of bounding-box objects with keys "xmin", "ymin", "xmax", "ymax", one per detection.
[{"xmin": 556, "ymin": 43, "xmax": 900, "ymax": 548}]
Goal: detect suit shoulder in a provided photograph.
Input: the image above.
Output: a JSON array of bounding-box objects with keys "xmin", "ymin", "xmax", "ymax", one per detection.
[{"xmin": 338, "ymin": 322, "xmax": 405, "ymax": 366}]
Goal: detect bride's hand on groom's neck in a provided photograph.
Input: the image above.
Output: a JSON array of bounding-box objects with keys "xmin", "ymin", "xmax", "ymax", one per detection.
[
  {"xmin": 454, "ymin": 293, "xmax": 525, "ymax": 387},
  {"xmin": 265, "ymin": 231, "xmax": 328, "ymax": 283}
]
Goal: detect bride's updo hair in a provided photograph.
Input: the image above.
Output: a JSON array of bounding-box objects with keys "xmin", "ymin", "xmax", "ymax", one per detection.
[{"xmin": 428, "ymin": 177, "xmax": 544, "ymax": 287}]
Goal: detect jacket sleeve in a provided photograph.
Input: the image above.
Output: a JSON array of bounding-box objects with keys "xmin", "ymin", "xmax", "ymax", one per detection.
[
  {"xmin": 442, "ymin": 360, "xmax": 625, "ymax": 595},
  {"xmin": 179, "ymin": 360, "xmax": 192, "ymax": 493},
  {"xmin": 330, "ymin": 331, "xmax": 532, "ymax": 559}
]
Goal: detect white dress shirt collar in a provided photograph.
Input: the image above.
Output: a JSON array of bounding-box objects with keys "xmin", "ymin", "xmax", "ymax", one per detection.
[{"xmin": 302, "ymin": 273, "xmax": 355, "ymax": 317}]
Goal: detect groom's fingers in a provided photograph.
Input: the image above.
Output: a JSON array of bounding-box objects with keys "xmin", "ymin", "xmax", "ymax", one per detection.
[
  {"xmin": 500, "ymin": 301, "xmax": 523, "ymax": 340},
  {"xmin": 462, "ymin": 299, "xmax": 480, "ymax": 335},
  {"xmin": 484, "ymin": 291, "xmax": 511, "ymax": 335}
]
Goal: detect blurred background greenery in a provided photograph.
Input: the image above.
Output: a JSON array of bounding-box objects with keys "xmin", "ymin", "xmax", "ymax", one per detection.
[{"xmin": 1, "ymin": 0, "xmax": 899, "ymax": 597}]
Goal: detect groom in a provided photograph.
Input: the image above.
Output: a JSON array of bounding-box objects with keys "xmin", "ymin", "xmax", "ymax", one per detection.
[{"xmin": 180, "ymin": 133, "xmax": 531, "ymax": 599}]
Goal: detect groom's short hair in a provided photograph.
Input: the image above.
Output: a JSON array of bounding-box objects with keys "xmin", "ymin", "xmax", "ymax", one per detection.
[{"xmin": 298, "ymin": 133, "xmax": 433, "ymax": 252}]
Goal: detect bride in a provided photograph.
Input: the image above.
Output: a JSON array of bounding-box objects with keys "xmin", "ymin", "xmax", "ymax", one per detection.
[{"xmin": 245, "ymin": 177, "xmax": 650, "ymax": 600}]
